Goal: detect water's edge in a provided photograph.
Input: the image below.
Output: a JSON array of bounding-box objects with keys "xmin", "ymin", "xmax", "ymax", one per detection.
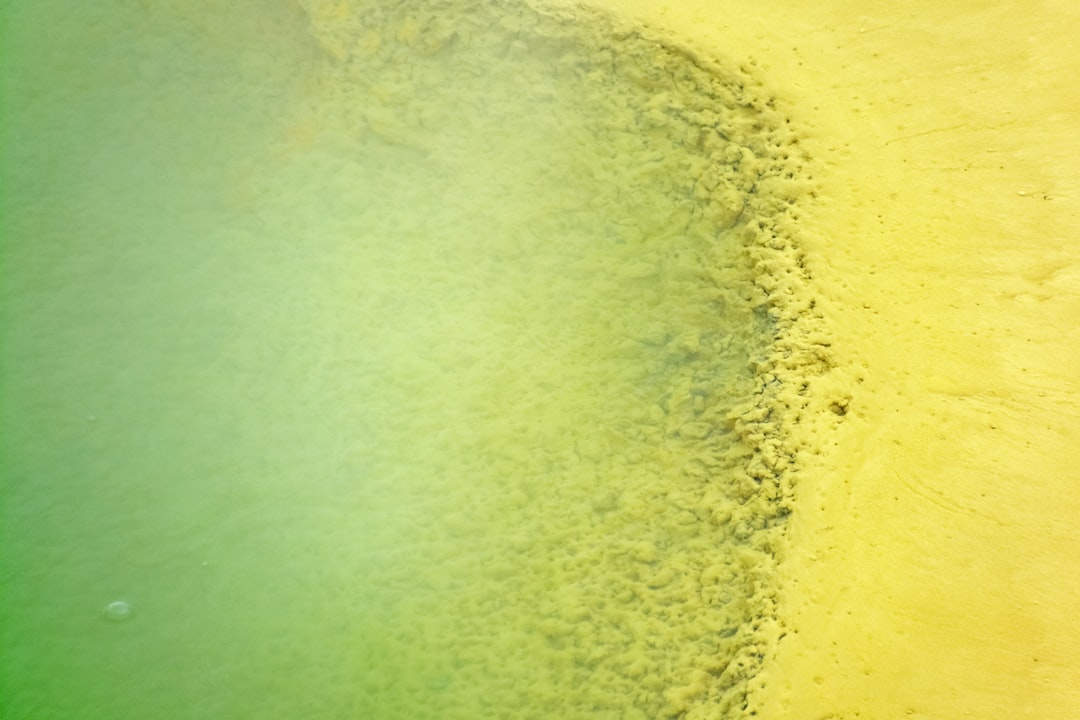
[{"xmin": 1, "ymin": 1, "xmax": 836, "ymax": 717}]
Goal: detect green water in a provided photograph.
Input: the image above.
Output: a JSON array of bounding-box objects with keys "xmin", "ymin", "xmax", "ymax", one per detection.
[{"xmin": 1, "ymin": 1, "xmax": 800, "ymax": 717}]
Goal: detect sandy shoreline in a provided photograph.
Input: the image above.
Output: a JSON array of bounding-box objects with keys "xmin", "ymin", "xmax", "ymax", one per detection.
[
  {"xmin": 3, "ymin": 1, "xmax": 1076, "ymax": 717},
  {"xmin": 578, "ymin": 0, "xmax": 1080, "ymax": 716}
]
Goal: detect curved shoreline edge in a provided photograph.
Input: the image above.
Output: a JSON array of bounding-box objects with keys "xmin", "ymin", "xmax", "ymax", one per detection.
[
  {"xmin": 300, "ymin": 0, "xmax": 840, "ymax": 714},
  {"xmin": 576, "ymin": 1, "xmax": 1080, "ymax": 718},
  {"xmin": 528, "ymin": 4, "xmax": 848, "ymax": 714}
]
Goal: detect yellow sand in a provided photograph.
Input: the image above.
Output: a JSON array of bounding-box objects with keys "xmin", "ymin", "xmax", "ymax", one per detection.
[{"xmin": 567, "ymin": 0, "xmax": 1080, "ymax": 716}]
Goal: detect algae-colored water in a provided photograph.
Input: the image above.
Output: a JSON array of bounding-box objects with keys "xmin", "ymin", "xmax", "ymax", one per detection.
[{"xmin": 1, "ymin": 1, "xmax": 811, "ymax": 717}]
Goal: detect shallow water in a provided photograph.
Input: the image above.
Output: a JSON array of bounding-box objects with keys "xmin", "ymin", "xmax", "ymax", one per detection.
[{"xmin": 1, "ymin": 1, "xmax": 803, "ymax": 717}]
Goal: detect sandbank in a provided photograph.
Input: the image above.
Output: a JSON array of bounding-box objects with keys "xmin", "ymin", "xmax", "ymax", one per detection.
[{"xmin": 577, "ymin": 0, "xmax": 1080, "ymax": 716}]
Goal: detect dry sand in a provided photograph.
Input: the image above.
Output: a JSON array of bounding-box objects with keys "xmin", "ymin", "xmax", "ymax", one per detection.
[{"xmin": 574, "ymin": 0, "xmax": 1080, "ymax": 716}]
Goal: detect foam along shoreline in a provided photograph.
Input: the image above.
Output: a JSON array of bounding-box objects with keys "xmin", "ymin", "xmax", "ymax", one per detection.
[{"xmin": 572, "ymin": 0, "xmax": 1080, "ymax": 717}]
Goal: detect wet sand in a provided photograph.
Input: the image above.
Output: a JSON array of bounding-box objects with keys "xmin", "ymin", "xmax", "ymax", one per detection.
[{"xmin": 579, "ymin": 0, "xmax": 1080, "ymax": 716}]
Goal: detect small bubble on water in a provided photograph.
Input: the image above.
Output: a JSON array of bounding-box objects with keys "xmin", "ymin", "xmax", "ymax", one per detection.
[{"xmin": 102, "ymin": 600, "xmax": 133, "ymax": 621}]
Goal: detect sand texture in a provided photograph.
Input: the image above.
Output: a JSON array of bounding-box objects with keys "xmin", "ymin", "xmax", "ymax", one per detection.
[{"xmin": 573, "ymin": 0, "xmax": 1080, "ymax": 717}]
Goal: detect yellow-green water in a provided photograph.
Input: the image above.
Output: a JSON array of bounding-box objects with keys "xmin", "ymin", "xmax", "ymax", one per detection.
[{"xmin": 1, "ymin": 1, "xmax": 812, "ymax": 717}]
